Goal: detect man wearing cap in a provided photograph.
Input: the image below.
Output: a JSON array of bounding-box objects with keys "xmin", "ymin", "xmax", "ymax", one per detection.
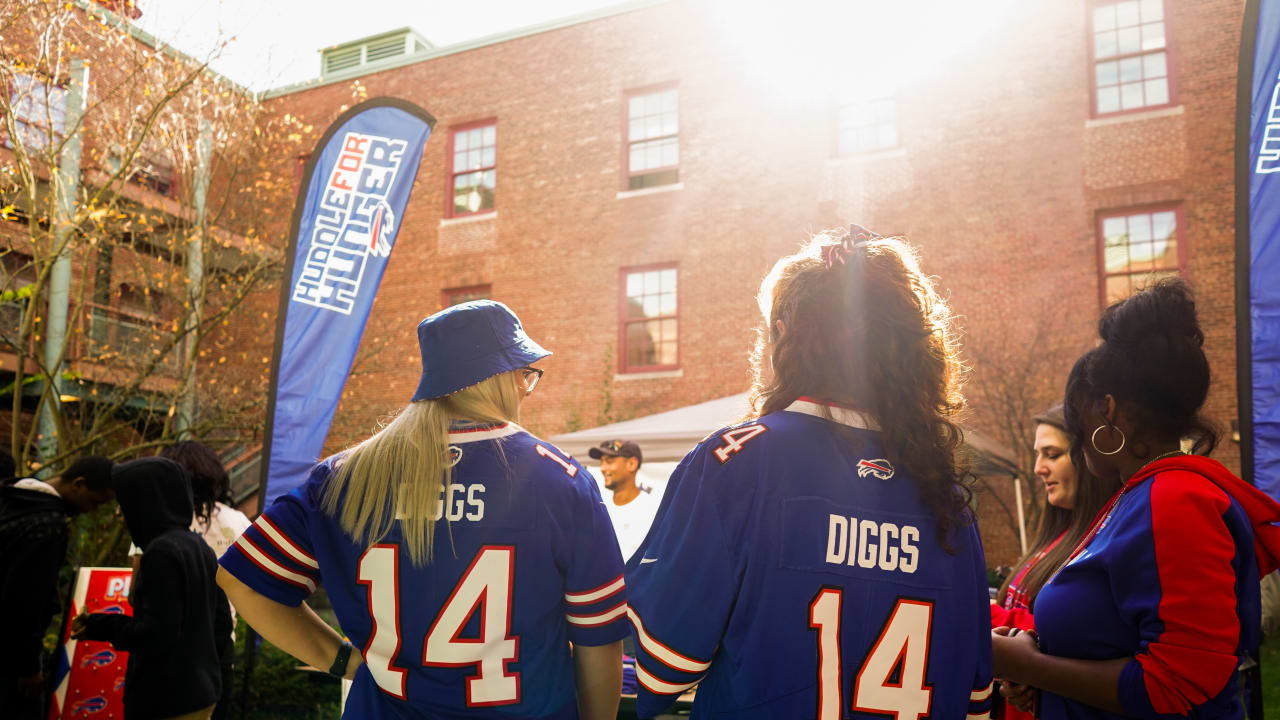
[{"xmin": 590, "ymin": 440, "xmax": 660, "ymax": 563}]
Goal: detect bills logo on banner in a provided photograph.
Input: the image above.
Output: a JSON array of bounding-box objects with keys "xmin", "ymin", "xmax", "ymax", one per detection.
[
  {"xmin": 292, "ymin": 133, "xmax": 405, "ymax": 314},
  {"xmin": 49, "ymin": 568, "xmax": 133, "ymax": 720},
  {"xmin": 1238, "ymin": 0, "xmax": 1280, "ymax": 503},
  {"xmin": 261, "ymin": 99, "xmax": 436, "ymax": 507}
]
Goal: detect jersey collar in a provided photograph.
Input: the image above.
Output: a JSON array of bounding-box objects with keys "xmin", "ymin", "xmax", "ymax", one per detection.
[
  {"xmin": 447, "ymin": 421, "xmax": 524, "ymax": 444},
  {"xmin": 785, "ymin": 397, "xmax": 878, "ymax": 431}
]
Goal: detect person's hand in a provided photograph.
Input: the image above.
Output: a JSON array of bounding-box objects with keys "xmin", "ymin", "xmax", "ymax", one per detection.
[
  {"xmin": 991, "ymin": 626, "xmax": 1041, "ymax": 683},
  {"xmin": 1000, "ymin": 680, "xmax": 1037, "ymax": 713},
  {"xmin": 15, "ymin": 671, "xmax": 43, "ymax": 698},
  {"xmin": 71, "ymin": 609, "xmax": 91, "ymax": 639}
]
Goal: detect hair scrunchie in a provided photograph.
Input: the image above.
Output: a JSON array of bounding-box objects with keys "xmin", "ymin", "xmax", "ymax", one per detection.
[{"xmin": 821, "ymin": 223, "xmax": 880, "ymax": 269}]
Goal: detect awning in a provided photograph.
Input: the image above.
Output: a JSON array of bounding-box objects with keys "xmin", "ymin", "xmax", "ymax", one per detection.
[{"xmin": 550, "ymin": 393, "xmax": 1019, "ymax": 476}]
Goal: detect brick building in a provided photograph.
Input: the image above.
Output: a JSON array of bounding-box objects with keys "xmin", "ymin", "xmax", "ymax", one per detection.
[
  {"xmin": 248, "ymin": 0, "xmax": 1244, "ymax": 564},
  {"xmin": 1, "ymin": 0, "xmax": 296, "ymax": 486}
]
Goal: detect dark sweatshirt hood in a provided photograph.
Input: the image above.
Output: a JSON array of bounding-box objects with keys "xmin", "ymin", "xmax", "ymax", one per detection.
[
  {"xmin": 0, "ymin": 480, "xmax": 68, "ymax": 525},
  {"xmin": 114, "ymin": 457, "xmax": 193, "ymax": 549},
  {"xmin": 1133, "ymin": 455, "xmax": 1280, "ymax": 576}
]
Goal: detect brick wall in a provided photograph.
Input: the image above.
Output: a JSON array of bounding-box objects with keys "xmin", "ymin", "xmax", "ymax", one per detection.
[{"xmin": 260, "ymin": 0, "xmax": 1245, "ymax": 566}]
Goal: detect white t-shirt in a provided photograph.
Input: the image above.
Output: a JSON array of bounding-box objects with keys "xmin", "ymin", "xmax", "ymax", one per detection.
[
  {"xmin": 194, "ymin": 502, "xmax": 252, "ymax": 560},
  {"xmin": 604, "ymin": 486, "xmax": 661, "ymax": 562}
]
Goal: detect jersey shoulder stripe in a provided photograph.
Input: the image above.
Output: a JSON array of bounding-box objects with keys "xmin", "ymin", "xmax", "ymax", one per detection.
[
  {"xmin": 254, "ymin": 515, "xmax": 319, "ymax": 568},
  {"xmin": 628, "ymin": 606, "xmax": 712, "ymax": 674},
  {"xmin": 233, "ymin": 535, "xmax": 317, "ymax": 592}
]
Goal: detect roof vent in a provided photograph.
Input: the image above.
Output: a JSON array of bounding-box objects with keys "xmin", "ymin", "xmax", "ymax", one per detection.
[{"xmin": 321, "ymin": 28, "xmax": 432, "ymax": 77}]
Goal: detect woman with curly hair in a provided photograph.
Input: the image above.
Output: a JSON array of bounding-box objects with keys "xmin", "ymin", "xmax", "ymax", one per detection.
[
  {"xmin": 992, "ymin": 278, "xmax": 1280, "ymax": 719},
  {"xmin": 624, "ymin": 226, "xmax": 994, "ymax": 720}
]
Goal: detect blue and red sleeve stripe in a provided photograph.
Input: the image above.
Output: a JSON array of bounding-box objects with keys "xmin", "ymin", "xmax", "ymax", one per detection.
[
  {"xmin": 221, "ymin": 516, "xmax": 321, "ymax": 600},
  {"xmin": 627, "ymin": 605, "xmax": 711, "ymax": 697},
  {"xmin": 1119, "ymin": 473, "xmax": 1240, "ymax": 718}
]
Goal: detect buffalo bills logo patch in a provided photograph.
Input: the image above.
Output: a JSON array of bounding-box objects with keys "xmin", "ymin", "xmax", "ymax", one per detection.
[
  {"xmin": 72, "ymin": 695, "xmax": 108, "ymax": 714},
  {"xmin": 81, "ymin": 649, "xmax": 116, "ymax": 668},
  {"xmin": 856, "ymin": 458, "xmax": 894, "ymax": 480}
]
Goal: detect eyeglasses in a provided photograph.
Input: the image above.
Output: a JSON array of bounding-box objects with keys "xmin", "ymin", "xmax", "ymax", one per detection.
[{"xmin": 519, "ymin": 366, "xmax": 544, "ymax": 392}]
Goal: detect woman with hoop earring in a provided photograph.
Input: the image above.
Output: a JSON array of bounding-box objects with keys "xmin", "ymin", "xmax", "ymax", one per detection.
[{"xmin": 991, "ymin": 279, "xmax": 1280, "ymax": 720}]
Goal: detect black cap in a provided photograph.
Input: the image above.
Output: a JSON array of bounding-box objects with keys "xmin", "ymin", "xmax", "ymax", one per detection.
[{"xmin": 588, "ymin": 439, "xmax": 643, "ymax": 465}]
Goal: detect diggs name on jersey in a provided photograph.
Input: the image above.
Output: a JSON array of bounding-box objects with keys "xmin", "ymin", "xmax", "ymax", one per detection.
[
  {"xmin": 398, "ymin": 483, "xmax": 485, "ymax": 522},
  {"xmin": 824, "ymin": 514, "xmax": 920, "ymax": 574}
]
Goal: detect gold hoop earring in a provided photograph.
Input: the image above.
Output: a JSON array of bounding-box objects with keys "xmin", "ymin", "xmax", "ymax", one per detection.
[{"xmin": 1091, "ymin": 425, "xmax": 1126, "ymax": 456}]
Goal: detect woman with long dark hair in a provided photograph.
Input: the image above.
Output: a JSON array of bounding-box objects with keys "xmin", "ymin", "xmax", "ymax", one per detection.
[
  {"xmin": 991, "ymin": 405, "xmax": 1115, "ymax": 719},
  {"xmin": 992, "ymin": 279, "xmax": 1280, "ymax": 719},
  {"xmin": 992, "ymin": 405, "xmax": 1114, "ymax": 630},
  {"xmin": 624, "ymin": 227, "xmax": 994, "ymax": 720}
]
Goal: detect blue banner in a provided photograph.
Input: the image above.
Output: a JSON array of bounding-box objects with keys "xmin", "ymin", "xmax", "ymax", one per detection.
[
  {"xmin": 1246, "ymin": 0, "xmax": 1280, "ymax": 501},
  {"xmin": 260, "ymin": 99, "xmax": 435, "ymax": 507}
]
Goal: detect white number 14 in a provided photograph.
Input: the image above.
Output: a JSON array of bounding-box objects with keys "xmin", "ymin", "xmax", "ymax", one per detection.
[
  {"xmin": 358, "ymin": 544, "xmax": 520, "ymax": 706},
  {"xmin": 809, "ymin": 591, "xmax": 934, "ymax": 720}
]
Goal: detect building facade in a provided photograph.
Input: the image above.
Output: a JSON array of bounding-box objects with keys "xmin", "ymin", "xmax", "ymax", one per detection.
[{"xmin": 255, "ymin": 0, "xmax": 1243, "ymax": 563}]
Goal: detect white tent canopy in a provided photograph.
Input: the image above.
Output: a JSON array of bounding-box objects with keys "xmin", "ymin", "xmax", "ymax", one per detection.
[{"xmin": 550, "ymin": 393, "xmax": 1019, "ymax": 476}]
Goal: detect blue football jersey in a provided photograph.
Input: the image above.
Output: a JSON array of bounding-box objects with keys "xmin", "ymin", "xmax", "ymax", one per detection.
[
  {"xmin": 625, "ymin": 398, "xmax": 993, "ymax": 720},
  {"xmin": 220, "ymin": 423, "xmax": 629, "ymax": 719}
]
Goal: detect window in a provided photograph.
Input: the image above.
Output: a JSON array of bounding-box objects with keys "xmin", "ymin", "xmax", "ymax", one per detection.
[
  {"xmin": 86, "ymin": 283, "xmax": 179, "ymax": 373},
  {"xmin": 1090, "ymin": 0, "xmax": 1172, "ymax": 115},
  {"xmin": 1098, "ymin": 206, "xmax": 1182, "ymax": 305},
  {"xmin": 5, "ymin": 73, "xmax": 67, "ymax": 152},
  {"xmin": 449, "ymin": 122, "xmax": 496, "ymax": 217},
  {"xmin": 836, "ymin": 97, "xmax": 898, "ymax": 155},
  {"xmin": 620, "ymin": 265, "xmax": 677, "ymax": 371},
  {"xmin": 442, "ymin": 284, "xmax": 491, "ymax": 307},
  {"xmin": 625, "ymin": 86, "xmax": 678, "ymax": 190}
]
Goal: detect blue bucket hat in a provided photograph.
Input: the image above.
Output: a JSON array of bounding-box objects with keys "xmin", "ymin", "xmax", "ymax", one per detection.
[{"xmin": 411, "ymin": 300, "xmax": 551, "ymax": 401}]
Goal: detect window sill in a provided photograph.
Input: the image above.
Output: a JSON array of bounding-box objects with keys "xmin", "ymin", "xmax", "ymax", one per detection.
[
  {"xmin": 616, "ymin": 183, "xmax": 684, "ymax": 200},
  {"xmin": 614, "ymin": 368, "xmax": 683, "ymax": 381},
  {"xmin": 440, "ymin": 211, "xmax": 497, "ymax": 227},
  {"xmin": 1086, "ymin": 105, "xmax": 1184, "ymax": 128},
  {"xmin": 827, "ymin": 147, "xmax": 907, "ymax": 165}
]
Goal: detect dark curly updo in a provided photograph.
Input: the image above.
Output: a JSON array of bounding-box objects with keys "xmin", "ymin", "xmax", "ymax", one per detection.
[{"xmin": 1063, "ymin": 277, "xmax": 1219, "ymax": 457}]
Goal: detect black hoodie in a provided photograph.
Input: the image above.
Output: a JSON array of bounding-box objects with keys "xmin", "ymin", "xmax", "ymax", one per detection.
[
  {"xmin": 82, "ymin": 458, "xmax": 232, "ymax": 720},
  {"xmin": 0, "ymin": 479, "xmax": 70, "ymax": 677}
]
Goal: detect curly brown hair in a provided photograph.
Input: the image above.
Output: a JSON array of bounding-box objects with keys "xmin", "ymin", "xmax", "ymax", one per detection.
[{"xmin": 748, "ymin": 230, "xmax": 973, "ymax": 546}]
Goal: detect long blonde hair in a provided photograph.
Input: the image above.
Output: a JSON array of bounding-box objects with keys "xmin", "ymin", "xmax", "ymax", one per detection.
[{"xmin": 321, "ymin": 372, "xmax": 522, "ymax": 566}]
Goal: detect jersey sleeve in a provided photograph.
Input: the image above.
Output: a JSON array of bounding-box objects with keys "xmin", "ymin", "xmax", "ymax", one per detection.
[
  {"xmin": 561, "ymin": 455, "xmax": 630, "ymax": 646},
  {"xmin": 218, "ymin": 465, "xmax": 324, "ymax": 607},
  {"xmin": 966, "ymin": 523, "xmax": 996, "ymax": 719},
  {"xmin": 1115, "ymin": 474, "xmax": 1241, "ymax": 718},
  {"xmin": 624, "ymin": 444, "xmax": 744, "ymax": 719}
]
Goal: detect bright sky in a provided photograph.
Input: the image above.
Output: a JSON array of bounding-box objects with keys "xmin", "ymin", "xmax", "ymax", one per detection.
[
  {"xmin": 133, "ymin": 0, "xmax": 1019, "ymax": 97},
  {"xmin": 133, "ymin": 0, "xmax": 632, "ymax": 91}
]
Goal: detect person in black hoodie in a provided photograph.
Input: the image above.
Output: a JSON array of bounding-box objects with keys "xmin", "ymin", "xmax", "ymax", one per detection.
[
  {"xmin": 0, "ymin": 455, "xmax": 114, "ymax": 719},
  {"xmin": 75, "ymin": 457, "xmax": 232, "ymax": 720}
]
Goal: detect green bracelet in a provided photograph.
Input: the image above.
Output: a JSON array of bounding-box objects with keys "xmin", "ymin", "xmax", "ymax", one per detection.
[{"xmin": 328, "ymin": 641, "xmax": 354, "ymax": 678}]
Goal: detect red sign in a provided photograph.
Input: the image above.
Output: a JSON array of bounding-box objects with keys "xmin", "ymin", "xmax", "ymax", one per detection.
[{"xmin": 49, "ymin": 567, "xmax": 133, "ymax": 719}]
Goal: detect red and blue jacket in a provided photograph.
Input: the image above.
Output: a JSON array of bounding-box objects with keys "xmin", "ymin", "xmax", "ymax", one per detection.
[{"xmin": 1033, "ymin": 455, "xmax": 1280, "ymax": 719}]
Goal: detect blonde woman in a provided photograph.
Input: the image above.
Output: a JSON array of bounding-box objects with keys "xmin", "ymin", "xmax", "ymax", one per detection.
[{"xmin": 218, "ymin": 301, "xmax": 627, "ymax": 719}]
